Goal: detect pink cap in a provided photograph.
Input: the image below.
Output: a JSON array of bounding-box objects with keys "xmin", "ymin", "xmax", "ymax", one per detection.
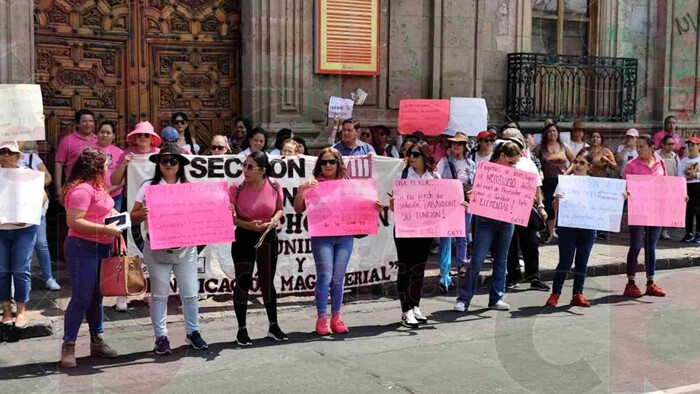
[
  {"xmin": 126, "ymin": 121, "xmax": 162, "ymax": 147},
  {"xmin": 625, "ymin": 128, "xmax": 640, "ymax": 137}
]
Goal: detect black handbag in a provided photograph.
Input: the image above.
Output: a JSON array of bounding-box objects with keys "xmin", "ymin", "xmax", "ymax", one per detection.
[{"xmin": 528, "ymin": 207, "xmax": 546, "ymax": 231}]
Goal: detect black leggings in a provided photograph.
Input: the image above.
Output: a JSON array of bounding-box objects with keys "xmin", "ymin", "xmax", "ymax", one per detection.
[
  {"xmin": 232, "ymin": 227, "xmax": 278, "ymax": 328},
  {"xmin": 393, "ymin": 230, "xmax": 432, "ymax": 312},
  {"xmin": 686, "ymin": 183, "xmax": 700, "ymax": 234}
]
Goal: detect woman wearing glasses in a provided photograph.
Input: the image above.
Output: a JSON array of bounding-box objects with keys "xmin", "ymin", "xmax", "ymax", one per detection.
[
  {"xmin": 546, "ymin": 149, "xmax": 598, "ymax": 308},
  {"xmin": 455, "ymin": 141, "xmax": 521, "ymax": 313},
  {"xmin": 295, "ymin": 148, "xmax": 382, "ymax": 335},
  {"xmin": 470, "ymin": 130, "xmax": 496, "ymax": 169},
  {"xmin": 209, "ymin": 135, "xmax": 233, "ymax": 155},
  {"xmin": 229, "ymin": 151, "xmax": 286, "ymax": 345},
  {"xmin": 130, "ymin": 144, "xmax": 207, "ymax": 355},
  {"xmin": 170, "ymin": 112, "xmax": 200, "ymax": 154},
  {"xmin": 389, "ymin": 141, "xmax": 440, "ymax": 328},
  {"xmin": 367, "ymin": 126, "xmax": 400, "ymax": 158}
]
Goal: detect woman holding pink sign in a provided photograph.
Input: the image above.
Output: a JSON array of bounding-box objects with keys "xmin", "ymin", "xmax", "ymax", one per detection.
[
  {"xmin": 621, "ymin": 135, "xmax": 668, "ymax": 298},
  {"xmin": 130, "ymin": 143, "xmax": 208, "ymax": 355},
  {"xmin": 295, "ymin": 147, "xmax": 382, "ymax": 336},
  {"xmin": 455, "ymin": 141, "xmax": 521, "ymax": 313}
]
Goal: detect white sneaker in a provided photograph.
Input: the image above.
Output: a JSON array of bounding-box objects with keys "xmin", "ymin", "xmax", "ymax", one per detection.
[
  {"xmin": 661, "ymin": 230, "xmax": 671, "ymax": 240},
  {"xmin": 489, "ymin": 300, "xmax": 510, "ymax": 311},
  {"xmin": 115, "ymin": 296, "xmax": 128, "ymax": 312},
  {"xmin": 412, "ymin": 307, "xmax": 428, "ymax": 323},
  {"xmin": 401, "ymin": 310, "xmax": 419, "ymax": 328},
  {"xmin": 45, "ymin": 278, "xmax": 61, "ymax": 291},
  {"xmin": 454, "ymin": 301, "xmax": 466, "ymax": 312}
]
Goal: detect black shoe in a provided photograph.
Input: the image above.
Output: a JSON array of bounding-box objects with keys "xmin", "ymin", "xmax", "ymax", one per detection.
[
  {"xmin": 154, "ymin": 336, "xmax": 172, "ymax": 355},
  {"xmin": 681, "ymin": 233, "xmax": 694, "ymax": 243},
  {"xmin": 530, "ymin": 279, "xmax": 550, "ymax": 291},
  {"xmin": 236, "ymin": 328, "xmax": 252, "ymax": 346},
  {"xmin": 267, "ymin": 323, "xmax": 288, "ymax": 342},
  {"xmin": 596, "ymin": 232, "xmax": 607, "ymax": 241},
  {"xmin": 506, "ymin": 280, "xmax": 520, "ymax": 289},
  {"xmin": 186, "ymin": 331, "xmax": 208, "ymax": 350}
]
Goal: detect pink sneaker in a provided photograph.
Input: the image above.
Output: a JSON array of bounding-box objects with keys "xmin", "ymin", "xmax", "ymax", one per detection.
[
  {"xmin": 330, "ymin": 313, "xmax": 349, "ymax": 334},
  {"xmin": 315, "ymin": 315, "xmax": 331, "ymax": 336}
]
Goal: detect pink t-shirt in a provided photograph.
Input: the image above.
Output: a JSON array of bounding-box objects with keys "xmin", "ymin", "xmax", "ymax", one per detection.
[
  {"xmin": 229, "ymin": 178, "xmax": 283, "ymax": 222},
  {"xmin": 653, "ymin": 131, "xmax": 682, "ymax": 151},
  {"xmin": 99, "ymin": 144, "xmax": 125, "ymax": 197},
  {"xmin": 622, "ymin": 156, "xmax": 667, "ymax": 179},
  {"xmin": 56, "ymin": 132, "xmax": 98, "ymax": 177},
  {"xmin": 115, "ymin": 146, "xmax": 160, "ymax": 167},
  {"xmin": 64, "ymin": 182, "xmax": 115, "ymax": 244}
]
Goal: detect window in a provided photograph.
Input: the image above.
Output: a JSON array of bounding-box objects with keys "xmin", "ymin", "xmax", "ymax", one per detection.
[{"xmin": 531, "ymin": 0, "xmax": 596, "ymax": 56}]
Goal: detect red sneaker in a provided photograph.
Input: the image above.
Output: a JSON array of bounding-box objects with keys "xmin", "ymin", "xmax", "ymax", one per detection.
[
  {"xmin": 623, "ymin": 283, "xmax": 643, "ymax": 298},
  {"xmin": 315, "ymin": 315, "xmax": 331, "ymax": 336},
  {"xmin": 545, "ymin": 293, "xmax": 560, "ymax": 307},
  {"xmin": 570, "ymin": 294, "xmax": 591, "ymax": 307},
  {"xmin": 645, "ymin": 283, "xmax": 666, "ymax": 297},
  {"xmin": 330, "ymin": 313, "xmax": 349, "ymax": 334}
]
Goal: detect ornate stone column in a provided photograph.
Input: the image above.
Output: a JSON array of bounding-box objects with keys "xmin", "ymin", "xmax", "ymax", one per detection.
[{"xmin": 0, "ymin": 0, "xmax": 34, "ymax": 83}]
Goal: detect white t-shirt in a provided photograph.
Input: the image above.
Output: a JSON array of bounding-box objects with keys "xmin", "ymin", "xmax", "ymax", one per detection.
[
  {"xmin": 240, "ymin": 148, "xmax": 251, "ymax": 155},
  {"xmin": 617, "ymin": 144, "xmax": 638, "ymax": 175},
  {"xmin": 268, "ymin": 148, "xmax": 281, "ymax": 156},
  {"xmin": 18, "ymin": 152, "xmax": 43, "ymax": 171},
  {"xmin": 394, "ymin": 167, "xmax": 441, "ymax": 180},
  {"xmin": 678, "ymin": 156, "xmax": 700, "ymax": 184},
  {"xmin": 570, "ymin": 141, "xmax": 590, "ymax": 157},
  {"xmin": 515, "ymin": 157, "xmax": 543, "ymax": 187},
  {"xmin": 437, "ymin": 158, "xmax": 471, "ymax": 185},
  {"xmin": 474, "ymin": 152, "xmax": 492, "ymax": 169}
]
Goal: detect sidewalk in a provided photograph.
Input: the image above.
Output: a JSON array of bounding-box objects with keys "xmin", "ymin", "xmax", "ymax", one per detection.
[{"xmin": 14, "ymin": 226, "xmax": 700, "ymax": 340}]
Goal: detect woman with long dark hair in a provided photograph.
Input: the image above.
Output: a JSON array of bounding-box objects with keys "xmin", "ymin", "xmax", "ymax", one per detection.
[
  {"xmin": 240, "ymin": 127, "xmax": 269, "ymax": 155},
  {"xmin": 130, "ymin": 143, "xmax": 207, "ymax": 355},
  {"xmin": 60, "ymin": 148, "xmax": 122, "ymax": 368},
  {"xmin": 455, "ymin": 141, "xmax": 521, "ymax": 313},
  {"xmin": 229, "ymin": 151, "xmax": 286, "ymax": 345},
  {"xmin": 230, "ymin": 117, "xmax": 251, "ymax": 152},
  {"xmin": 170, "ymin": 112, "xmax": 200, "ymax": 154},
  {"xmin": 368, "ymin": 126, "xmax": 399, "ymax": 158}
]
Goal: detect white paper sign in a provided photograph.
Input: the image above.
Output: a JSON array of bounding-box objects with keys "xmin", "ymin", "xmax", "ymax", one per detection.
[
  {"xmin": 328, "ymin": 96, "xmax": 355, "ymax": 119},
  {"xmin": 556, "ymin": 175, "xmax": 626, "ymax": 232},
  {"xmin": 0, "ymin": 84, "xmax": 46, "ymax": 141},
  {"xmin": 447, "ymin": 97, "xmax": 488, "ymax": 136},
  {"xmin": 0, "ymin": 168, "xmax": 44, "ymax": 226}
]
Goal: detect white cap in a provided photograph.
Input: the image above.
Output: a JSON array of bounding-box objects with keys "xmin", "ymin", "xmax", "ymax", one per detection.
[{"xmin": 0, "ymin": 141, "xmax": 21, "ymax": 153}]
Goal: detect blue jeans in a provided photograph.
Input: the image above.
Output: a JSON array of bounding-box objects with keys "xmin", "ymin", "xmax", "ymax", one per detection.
[
  {"xmin": 552, "ymin": 227, "xmax": 596, "ymax": 295},
  {"xmin": 112, "ymin": 194, "xmax": 123, "ymax": 212},
  {"xmin": 438, "ymin": 212, "xmax": 472, "ymax": 287},
  {"xmin": 0, "ymin": 226, "xmax": 38, "ymax": 303},
  {"xmin": 35, "ymin": 216, "xmax": 54, "ymax": 281},
  {"xmin": 627, "ymin": 226, "xmax": 662, "ymax": 280},
  {"xmin": 311, "ymin": 236, "xmax": 354, "ymax": 315},
  {"xmin": 457, "ymin": 217, "xmax": 514, "ymax": 306},
  {"xmin": 63, "ymin": 236, "xmax": 112, "ymax": 342}
]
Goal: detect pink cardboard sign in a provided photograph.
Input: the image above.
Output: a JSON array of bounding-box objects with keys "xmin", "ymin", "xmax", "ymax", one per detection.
[
  {"xmin": 397, "ymin": 99, "xmax": 450, "ymax": 136},
  {"xmin": 145, "ymin": 182, "xmax": 235, "ymax": 250},
  {"xmin": 305, "ymin": 179, "xmax": 379, "ymax": 237},
  {"xmin": 627, "ymin": 175, "xmax": 687, "ymax": 227},
  {"xmin": 393, "ymin": 179, "xmax": 466, "ymax": 238},
  {"xmin": 468, "ymin": 161, "xmax": 538, "ymax": 226}
]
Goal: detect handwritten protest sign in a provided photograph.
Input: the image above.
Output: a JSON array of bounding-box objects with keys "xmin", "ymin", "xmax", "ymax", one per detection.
[
  {"xmin": 328, "ymin": 96, "xmax": 355, "ymax": 119},
  {"xmin": 145, "ymin": 182, "xmax": 234, "ymax": 250},
  {"xmin": 627, "ymin": 175, "xmax": 686, "ymax": 227},
  {"xmin": 305, "ymin": 179, "xmax": 378, "ymax": 236},
  {"xmin": 557, "ymin": 175, "xmax": 626, "ymax": 232},
  {"xmin": 468, "ymin": 161, "xmax": 538, "ymax": 226},
  {"xmin": 0, "ymin": 168, "xmax": 44, "ymax": 225},
  {"xmin": 397, "ymin": 99, "xmax": 450, "ymax": 136},
  {"xmin": 0, "ymin": 84, "xmax": 46, "ymax": 141},
  {"xmin": 393, "ymin": 179, "xmax": 465, "ymax": 238},
  {"xmin": 447, "ymin": 98, "xmax": 488, "ymax": 136}
]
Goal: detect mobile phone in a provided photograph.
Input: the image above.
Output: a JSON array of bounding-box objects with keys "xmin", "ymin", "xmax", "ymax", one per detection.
[{"xmin": 104, "ymin": 212, "xmax": 131, "ymax": 231}]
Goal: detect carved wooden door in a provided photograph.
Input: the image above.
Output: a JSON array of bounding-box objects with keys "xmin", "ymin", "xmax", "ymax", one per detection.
[{"xmin": 34, "ymin": 0, "xmax": 241, "ymax": 155}]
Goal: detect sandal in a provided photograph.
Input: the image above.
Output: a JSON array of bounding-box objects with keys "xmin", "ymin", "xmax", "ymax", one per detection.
[{"xmin": 14, "ymin": 314, "xmax": 28, "ymax": 329}]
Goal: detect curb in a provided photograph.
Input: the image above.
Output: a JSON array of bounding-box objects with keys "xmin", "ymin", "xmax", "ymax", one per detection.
[{"xmin": 12, "ymin": 255, "xmax": 700, "ymax": 341}]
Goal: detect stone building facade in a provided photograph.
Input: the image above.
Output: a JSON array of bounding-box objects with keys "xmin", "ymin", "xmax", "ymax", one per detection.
[{"xmin": 0, "ymin": 0, "xmax": 696, "ymax": 150}]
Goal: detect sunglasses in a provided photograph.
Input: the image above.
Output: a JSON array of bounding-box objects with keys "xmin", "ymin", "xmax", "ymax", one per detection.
[
  {"xmin": 0, "ymin": 148, "xmax": 18, "ymax": 156},
  {"xmin": 174, "ymin": 120, "xmax": 187, "ymax": 125},
  {"xmin": 320, "ymin": 159, "xmax": 338, "ymax": 166},
  {"xmin": 158, "ymin": 156, "xmax": 179, "ymax": 166},
  {"xmin": 244, "ymin": 164, "xmax": 261, "ymax": 171},
  {"xmin": 135, "ymin": 133, "xmax": 151, "ymax": 139},
  {"xmin": 361, "ymin": 132, "xmax": 371, "ymax": 138},
  {"xmin": 211, "ymin": 145, "xmax": 226, "ymax": 151},
  {"xmin": 573, "ymin": 159, "xmax": 589, "ymax": 166},
  {"xmin": 407, "ymin": 151, "xmax": 423, "ymax": 158}
]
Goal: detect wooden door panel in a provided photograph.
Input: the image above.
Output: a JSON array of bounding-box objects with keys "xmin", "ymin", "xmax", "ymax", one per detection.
[{"xmin": 149, "ymin": 44, "xmax": 239, "ymax": 149}]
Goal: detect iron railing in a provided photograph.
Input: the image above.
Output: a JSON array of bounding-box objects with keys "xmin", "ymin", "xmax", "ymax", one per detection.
[{"xmin": 506, "ymin": 53, "xmax": 637, "ymax": 123}]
